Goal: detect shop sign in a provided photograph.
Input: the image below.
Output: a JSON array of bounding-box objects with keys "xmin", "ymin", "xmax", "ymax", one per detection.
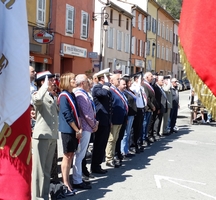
[
  {"xmin": 33, "ymin": 31, "xmax": 54, "ymax": 44},
  {"xmin": 61, "ymin": 43, "xmax": 87, "ymax": 58},
  {"xmin": 135, "ymin": 59, "xmax": 145, "ymax": 68}
]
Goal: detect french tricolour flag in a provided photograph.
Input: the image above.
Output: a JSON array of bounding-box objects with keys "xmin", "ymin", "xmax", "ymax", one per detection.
[{"xmin": 0, "ymin": 2, "xmax": 32, "ymax": 200}]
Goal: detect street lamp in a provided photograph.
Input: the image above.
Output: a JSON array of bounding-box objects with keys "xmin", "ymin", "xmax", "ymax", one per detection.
[{"xmin": 93, "ymin": 12, "xmax": 109, "ymax": 70}]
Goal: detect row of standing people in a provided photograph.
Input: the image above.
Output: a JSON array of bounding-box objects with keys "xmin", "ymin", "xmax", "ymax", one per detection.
[{"xmin": 29, "ymin": 66, "xmax": 179, "ymax": 200}]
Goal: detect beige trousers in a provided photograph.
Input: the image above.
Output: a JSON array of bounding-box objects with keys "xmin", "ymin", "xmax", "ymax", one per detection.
[{"xmin": 105, "ymin": 124, "xmax": 122, "ymax": 163}]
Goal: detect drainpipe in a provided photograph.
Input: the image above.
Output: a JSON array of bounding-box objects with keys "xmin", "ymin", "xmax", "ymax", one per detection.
[
  {"xmin": 47, "ymin": 0, "xmax": 52, "ymax": 57},
  {"xmin": 155, "ymin": 6, "xmax": 159, "ymax": 73}
]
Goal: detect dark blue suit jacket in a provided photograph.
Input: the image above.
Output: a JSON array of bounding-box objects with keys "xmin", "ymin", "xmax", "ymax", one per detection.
[
  {"xmin": 110, "ymin": 87, "xmax": 127, "ymax": 125},
  {"xmin": 92, "ymin": 83, "xmax": 112, "ymax": 126}
]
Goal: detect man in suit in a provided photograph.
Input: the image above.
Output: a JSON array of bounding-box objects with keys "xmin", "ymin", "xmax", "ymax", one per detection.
[
  {"xmin": 141, "ymin": 72, "xmax": 156, "ymax": 146},
  {"xmin": 32, "ymin": 71, "xmax": 59, "ymax": 200},
  {"xmin": 169, "ymin": 78, "xmax": 180, "ymax": 133},
  {"xmin": 90, "ymin": 69, "xmax": 112, "ymax": 174},
  {"xmin": 105, "ymin": 73, "xmax": 127, "ymax": 167},
  {"xmin": 148, "ymin": 76, "xmax": 167, "ymax": 142},
  {"xmin": 160, "ymin": 76, "xmax": 173, "ymax": 135}
]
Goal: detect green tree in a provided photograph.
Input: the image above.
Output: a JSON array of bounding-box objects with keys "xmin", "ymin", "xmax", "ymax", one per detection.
[{"xmin": 157, "ymin": 0, "xmax": 182, "ymax": 19}]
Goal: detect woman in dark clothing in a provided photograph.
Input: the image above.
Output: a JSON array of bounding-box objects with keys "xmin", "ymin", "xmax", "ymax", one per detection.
[{"xmin": 58, "ymin": 72, "xmax": 82, "ymax": 196}]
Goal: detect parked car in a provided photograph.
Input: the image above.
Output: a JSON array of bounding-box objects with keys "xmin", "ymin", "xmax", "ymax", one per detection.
[{"xmin": 182, "ymin": 79, "xmax": 190, "ymax": 90}]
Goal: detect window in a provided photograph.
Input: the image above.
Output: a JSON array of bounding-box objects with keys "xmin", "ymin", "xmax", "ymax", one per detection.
[
  {"xmin": 169, "ymin": 48, "xmax": 172, "ymax": 62},
  {"xmin": 162, "ymin": 45, "xmax": 164, "ymax": 59},
  {"xmin": 146, "ymin": 40, "xmax": 150, "ymax": 55},
  {"xmin": 162, "ymin": 23, "xmax": 165, "ymax": 38},
  {"xmin": 152, "ymin": 18, "xmax": 156, "ymax": 33},
  {"xmin": 136, "ymin": 39, "xmax": 139, "ymax": 55},
  {"xmin": 126, "ymin": 18, "xmax": 129, "ymax": 30},
  {"xmin": 157, "ymin": 20, "xmax": 161, "ymax": 36},
  {"xmin": 117, "ymin": 30, "xmax": 122, "ymax": 51},
  {"xmin": 132, "ymin": 10, "xmax": 136, "ymax": 27},
  {"xmin": 176, "ymin": 35, "xmax": 178, "ymax": 46},
  {"xmin": 37, "ymin": 0, "xmax": 46, "ymax": 25},
  {"xmin": 118, "ymin": 14, "xmax": 121, "ymax": 27},
  {"xmin": 157, "ymin": 44, "xmax": 160, "ymax": 58},
  {"xmin": 66, "ymin": 4, "xmax": 74, "ymax": 34},
  {"xmin": 143, "ymin": 17, "xmax": 146, "ymax": 33},
  {"xmin": 81, "ymin": 11, "xmax": 89, "ymax": 39},
  {"xmin": 131, "ymin": 36, "xmax": 135, "ymax": 54},
  {"xmin": 138, "ymin": 14, "xmax": 142, "ymax": 30},
  {"xmin": 166, "ymin": 47, "xmax": 169, "ymax": 61},
  {"xmin": 107, "ymin": 27, "xmax": 114, "ymax": 48},
  {"xmin": 124, "ymin": 33, "xmax": 130, "ymax": 53},
  {"xmin": 110, "ymin": 9, "xmax": 113, "ymax": 23},
  {"xmin": 147, "ymin": 16, "xmax": 151, "ymax": 31},
  {"xmin": 147, "ymin": 60, "xmax": 152, "ymax": 71},
  {"xmin": 170, "ymin": 29, "xmax": 173, "ymax": 42},
  {"xmin": 166, "ymin": 26, "xmax": 169, "ymax": 40},
  {"xmin": 139, "ymin": 40, "xmax": 143, "ymax": 57},
  {"xmin": 152, "ymin": 45, "xmax": 155, "ymax": 57}
]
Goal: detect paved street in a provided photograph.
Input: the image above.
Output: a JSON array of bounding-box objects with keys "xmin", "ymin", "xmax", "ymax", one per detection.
[{"xmin": 60, "ymin": 90, "xmax": 216, "ymax": 200}]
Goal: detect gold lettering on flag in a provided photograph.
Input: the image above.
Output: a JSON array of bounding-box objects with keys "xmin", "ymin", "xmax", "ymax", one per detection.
[
  {"xmin": 0, "ymin": 54, "xmax": 8, "ymax": 75},
  {"xmin": 1, "ymin": 0, "xmax": 15, "ymax": 9},
  {"xmin": 0, "ymin": 122, "xmax": 11, "ymax": 149},
  {"xmin": 0, "ymin": 122, "xmax": 31, "ymax": 165},
  {"xmin": 10, "ymin": 135, "xmax": 27, "ymax": 157}
]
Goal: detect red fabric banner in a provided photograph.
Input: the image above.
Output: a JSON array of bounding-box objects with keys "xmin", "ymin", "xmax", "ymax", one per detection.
[
  {"xmin": 0, "ymin": 2, "xmax": 32, "ymax": 200},
  {"xmin": 0, "ymin": 108, "xmax": 32, "ymax": 200},
  {"xmin": 179, "ymin": 1, "xmax": 216, "ymax": 96}
]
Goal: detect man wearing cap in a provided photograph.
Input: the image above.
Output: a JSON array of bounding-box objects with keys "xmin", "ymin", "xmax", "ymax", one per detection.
[
  {"xmin": 90, "ymin": 69, "xmax": 112, "ymax": 174},
  {"xmin": 32, "ymin": 71, "xmax": 59, "ymax": 200},
  {"xmin": 169, "ymin": 78, "xmax": 180, "ymax": 134}
]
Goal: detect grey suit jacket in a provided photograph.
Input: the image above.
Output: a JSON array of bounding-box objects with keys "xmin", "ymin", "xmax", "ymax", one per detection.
[{"xmin": 32, "ymin": 83, "xmax": 59, "ymax": 139}]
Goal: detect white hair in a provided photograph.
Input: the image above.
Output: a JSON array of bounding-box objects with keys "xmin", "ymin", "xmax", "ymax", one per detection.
[{"xmin": 75, "ymin": 74, "xmax": 87, "ymax": 86}]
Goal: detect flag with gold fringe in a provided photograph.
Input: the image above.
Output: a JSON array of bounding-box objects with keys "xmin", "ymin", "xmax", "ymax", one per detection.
[
  {"xmin": 179, "ymin": 0, "xmax": 216, "ymax": 119},
  {"xmin": 0, "ymin": 1, "xmax": 32, "ymax": 200}
]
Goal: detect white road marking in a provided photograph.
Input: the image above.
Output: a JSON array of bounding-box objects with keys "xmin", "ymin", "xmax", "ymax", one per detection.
[{"xmin": 154, "ymin": 175, "xmax": 216, "ymax": 199}]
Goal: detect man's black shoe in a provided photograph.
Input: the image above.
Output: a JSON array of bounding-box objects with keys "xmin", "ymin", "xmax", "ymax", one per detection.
[
  {"xmin": 106, "ymin": 161, "xmax": 120, "ymax": 168},
  {"xmin": 148, "ymin": 137, "xmax": 155, "ymax": 143},
  {"xmin": 91, "ymin": 169, "xmax": 107, "ymax": 174},
  {"xmin": 73, "ymin": 182, "xmax": 92, "ymax": 189}
]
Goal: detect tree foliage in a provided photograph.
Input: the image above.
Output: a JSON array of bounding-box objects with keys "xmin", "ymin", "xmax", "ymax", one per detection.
[{"xmin": 157, "ymin": 0, "xmax": 182, "ymax": 19}]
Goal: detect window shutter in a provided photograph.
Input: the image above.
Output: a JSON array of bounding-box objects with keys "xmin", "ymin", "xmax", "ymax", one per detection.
[
  {"xmin": 113, "ymin": 28, "xmax": 115, "ymax": 49},
  {"xmin": 37, "ymin": 0, "xmax": 45, "ymax": 24},
  {"xmin": 140, "ymin": 40, "xmax": 142, "ymax": 57},
  {"xmin": 132, "ymin": 10, "xmax": 136, "ymax": 27},
  {"xmin": 131, "ymin": 37, "xmax": 135, "ymax": 54},
  {"xmin": 138, "ymin": 14, "xmax": 142, "ymax": 30},
  {"xmin": 144, "ymin": 18, "xmax": 146, "ymax": 33},
  {"xmin": 125, "ymin": 33, "xmax": 127, "ymax": 52},
  {"xmin": 81, "ymin": 11, "xmax": 88, "ymax": 38},
  {"xmin": 66, "ymin": 5, "xmax": 74, "ymax": 34}
]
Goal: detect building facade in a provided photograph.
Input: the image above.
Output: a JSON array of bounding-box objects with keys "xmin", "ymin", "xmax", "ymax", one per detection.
[
  {"xmin": 156, "ymin": 4, "xmax": 175, "ymax": 75},
  {"xmin": 49, "ymin": 0, "xmax": 95, "ymax": 75},
  {"xmin": 94, "ymin": 1, "xmax": 132, "ymax": 74},
  {"xmin": 146, "ymin": 0, "xmax": 159, "ymax": 73},
  {"xmin": 27, "ymin": 0, "xmax": 53, "ymax": 72}
]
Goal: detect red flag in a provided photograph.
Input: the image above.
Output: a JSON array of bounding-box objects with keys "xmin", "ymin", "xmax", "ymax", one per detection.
[
  {"xmin": 179, "ymin": 1, "xmax": 216, "ymax": 118},
  {"xmin": 0, "ymin": 2, "xmax": 32, "ymax": 200}
]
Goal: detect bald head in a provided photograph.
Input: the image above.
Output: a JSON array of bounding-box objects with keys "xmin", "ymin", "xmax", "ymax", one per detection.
[
  {"xmin": 144, "ymin": 71, "xmax": 153, "ymax": 83},
  {"xmin": 110, "ymin": 73, "xmax": 121, "ymax": 87}
]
